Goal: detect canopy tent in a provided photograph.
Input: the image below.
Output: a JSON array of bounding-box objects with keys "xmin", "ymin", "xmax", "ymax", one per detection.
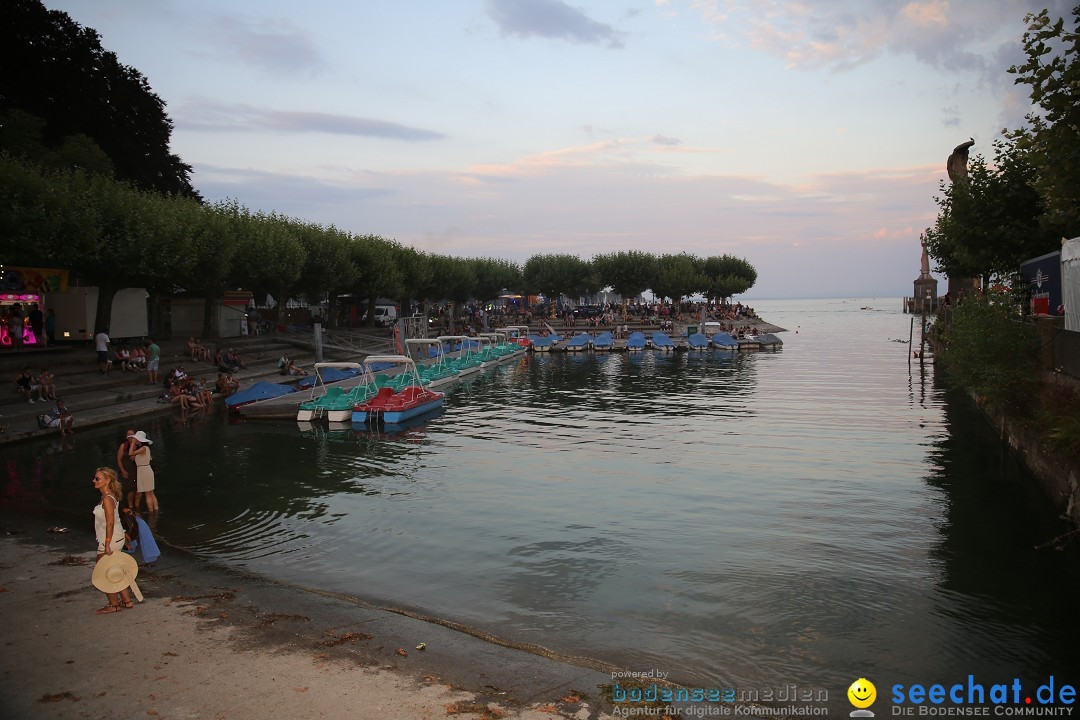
[{"xmin": 1063, "ymin": 236, "xmax": 1080, "ymax": 333}]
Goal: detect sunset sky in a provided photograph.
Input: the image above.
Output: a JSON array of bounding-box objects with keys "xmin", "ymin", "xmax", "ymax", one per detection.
[{"xmin": 45, "ymin": 0, "xmax": 1067, "ymax": 298}]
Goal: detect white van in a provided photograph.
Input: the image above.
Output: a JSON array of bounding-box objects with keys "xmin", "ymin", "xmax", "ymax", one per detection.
[{"xmin": 370, "ymin": 305, "xmax": 398, "ymax": 327}]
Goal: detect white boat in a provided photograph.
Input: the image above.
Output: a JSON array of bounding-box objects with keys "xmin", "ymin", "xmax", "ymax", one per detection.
[
  {"xmin": 504, "ymin": 325, "xmax": 532, "ymax": 351},
  {"xmin": 404, "ymin": 338, "xmax": 461, "ymax": 390},
  {"xmin": 479, "ymin": 331, "xmax": 522, "ymax": 360},
  {"xmin": 296, "ymin": 362, "xmax": 375, "ymax": 422},
  {"xmin": 709, "ymin": 332, "xmax": 739, "ymax": 351},
  {"xmin": 436, "ymin": 335, "xmax": 483, "ymax": 376},
  {"xmin": 471, "ymin": 335, "xmax": 502, "ymax": 367},
  {"xmin": 565, "ymin": 333, "xmax": 592, "ymax": 351}
]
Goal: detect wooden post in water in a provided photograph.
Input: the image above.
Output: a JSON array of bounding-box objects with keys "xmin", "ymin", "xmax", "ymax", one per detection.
[
  {"xmin": 908, "ymin": 317, "xmax": 914, "ymax": 366},
  {"xmin": 313, "ymin": 322, "xmax": 324, "ymax": 364},
  {"xmin": 919, "ymin": 311, "xmax": 926, "ymax": 367}
]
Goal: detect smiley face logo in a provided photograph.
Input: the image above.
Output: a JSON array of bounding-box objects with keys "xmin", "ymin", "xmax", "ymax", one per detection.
[{"xmin": 848, "ymin": 678, "xmax": 877, "ymax": 709}]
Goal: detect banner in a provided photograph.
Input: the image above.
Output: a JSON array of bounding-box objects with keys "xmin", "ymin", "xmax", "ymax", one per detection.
[{"xmin": 0, "ymin": 266, "xmax": 69, "ymax": 293}]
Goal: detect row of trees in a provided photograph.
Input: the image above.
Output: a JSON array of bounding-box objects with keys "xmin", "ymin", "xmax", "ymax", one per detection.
[
  {"xmin": 1, "ymin": 155, "xmax": 757, "ymax": 335},
  {"xmin": 924, "ymin": 6, "xmax": 1079, "ymax": 283}
]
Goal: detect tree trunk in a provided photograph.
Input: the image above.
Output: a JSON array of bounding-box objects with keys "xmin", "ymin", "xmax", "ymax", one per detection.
[
  {"xmin": 202, "ymin": 287, "xmax": 223, "ymax": 340},
  {"xmin": 93, "ymin": 280, "xmax": 118, "ymax": 338},
  {"xmin": 147, "ymin": 292, "xmax": 164, "ymax": 338},
  {"xmin": 326, "ymin": 292, "xmax": 338, "ymax": 329},
  {"xmin": 277, "ymin": 284, "xmax": 291, "ymax": 328}
]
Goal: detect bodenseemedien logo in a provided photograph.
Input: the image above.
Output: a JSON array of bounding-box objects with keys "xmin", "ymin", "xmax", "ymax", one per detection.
[{"xmin": 849, "ymin": 678, "xmax": 877, "ymax": 718}]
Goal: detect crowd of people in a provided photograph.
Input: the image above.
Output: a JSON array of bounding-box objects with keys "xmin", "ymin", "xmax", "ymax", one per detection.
[
  {"xmin": 89, "ymin": 332, "xmax": 247, "ymax": 410},
  {"xmin": 12, "ymin": 365, "xmax": 72, "ymax": 434},
  {"xmin": 2, "ymin": 301, "xmax": 52, "ymax": 349},
  {"xmin": 4, "ymin": 332, "xmax": 260, "ymax": 437},
  {"xmin": 15, "ymin": 365, "xmax": 54, "ymax": 403},
  {"xmin": 162, "ymin": 364, "xmax": 215, "ymax": 409},
  {"xmin": 186, "ymin": 336, "xmax": 247, "ymax": 374}
]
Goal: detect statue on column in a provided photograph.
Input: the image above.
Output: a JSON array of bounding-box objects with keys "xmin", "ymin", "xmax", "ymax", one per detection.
[
  {"xmin": 944, "ymin": 137, "xmax": 975, "ymax": 298},
  {"xmin": 947, "ymin": 138, "xmax": 974, "ymax": 184}
]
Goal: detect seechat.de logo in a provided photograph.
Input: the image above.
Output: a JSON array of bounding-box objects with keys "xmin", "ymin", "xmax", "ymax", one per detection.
[{"xmin": 849, "ymin": 678, "xmax": 878, "ymax": 718}]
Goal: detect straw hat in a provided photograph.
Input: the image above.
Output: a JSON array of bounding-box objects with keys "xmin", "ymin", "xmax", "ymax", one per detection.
[
  {"xmin": 91, "ymin": 552, "xmax": 143, "ymax": 601},
  {"xmin": 132, "ymin": 430, "xmax": 152, "ymax": 445}
]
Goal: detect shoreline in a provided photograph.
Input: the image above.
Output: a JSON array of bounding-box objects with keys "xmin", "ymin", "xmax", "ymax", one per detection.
[{"xmin": 0, "ymin": 508, "xmax": 619, "ymax": 719}]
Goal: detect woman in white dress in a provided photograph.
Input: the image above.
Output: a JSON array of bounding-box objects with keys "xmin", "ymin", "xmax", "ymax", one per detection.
[
  {"xmin": 92, "ymin": 467, "xmax": 133, "ymax": 613},
  {"xmin": 129, "ymin": 430, "xmax": 159, "ymax": 513}
]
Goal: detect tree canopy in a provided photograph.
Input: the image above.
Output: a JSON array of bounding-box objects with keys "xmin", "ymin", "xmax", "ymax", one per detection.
[
  {"xmin": 923, "ymin": 140, "xmax": 1047, "ymax": 283},
  {"xmin": 1007, "ymin": 6, "xmax": 1080, "ymax": 232},
  {"xmin": 925, "ymin": 6, "xmax": 1079, "ymax": 282},
  {"xmin": 1, "ymin": 0, "xmax": 197, "ymax": 197}
]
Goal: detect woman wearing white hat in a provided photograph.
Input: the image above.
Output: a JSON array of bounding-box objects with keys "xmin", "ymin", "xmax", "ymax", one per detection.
[
  {"xmin": 91, "ymin": 467, "xmax": 133, "ymax": 613},
  {"xmin": 129, "ymin": 430, "xmax": 159, "ymax": 513}
]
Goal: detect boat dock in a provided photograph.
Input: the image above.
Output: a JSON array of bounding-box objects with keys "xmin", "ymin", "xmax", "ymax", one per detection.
[{"xmin": 535, "ymin": 319, "xmax": 786, "ymax": 353}]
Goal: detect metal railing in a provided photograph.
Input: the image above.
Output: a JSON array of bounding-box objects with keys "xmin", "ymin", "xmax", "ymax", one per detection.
[
  {"xmin": 903, "ymin": 296, "xmax": 939, "ymax": 314},
  {"xmin": 275, "ymin": 323, "xmax": 393, "ymax": 358}
]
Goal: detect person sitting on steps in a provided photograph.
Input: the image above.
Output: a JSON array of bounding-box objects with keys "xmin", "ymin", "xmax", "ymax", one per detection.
[
  {"xmin": 37, "ymin": 367, "xmax": 56, "ymax": 401},
  {"xmin": 15, "ymin": 367, "xmax": 44, "ymax": 403}
]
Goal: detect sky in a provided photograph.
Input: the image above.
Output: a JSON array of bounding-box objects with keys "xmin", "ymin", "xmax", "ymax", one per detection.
[{"xmin": 44, "ymin": 0, "xmax": 1070, "ymax": 299}]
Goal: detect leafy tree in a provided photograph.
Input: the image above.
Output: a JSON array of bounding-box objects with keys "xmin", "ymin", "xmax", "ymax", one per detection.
[
  {"xmin": 0, "ymin": 110, "xmax": 48, "ymax": 159},
  {"xmin": 225, "ymin": 210, "xmax": 306, "ymax": 319},
  {"xmin": 651, "ymin": 253, "xmax": 703, "ymax": 304},
  {"xmin": 700, "ymin": 255, "xmax": 757, "ymax": 302},
  {"xmin": 168, "ymin": 200, "xmax": 241, "ymax": 338},
  {"xmin": 293, "ymin": 221, "xmax": 357, "ymax": 328},
  {"xmin": 347, "ymin": 235, "xmax": 401, "ymax": 327},
  {"xmin": 51, "ymin": 133, "xmax": 115, "ymax": 178},
  {"xmin": 0, "ymin": 155, "xmax": 195, "ymax": 330},
  {"xmin": 521, "ymin": 254, "xmax": 588, "ymax": 301},
  {"xmin": 470, "ymin": 257, "xmax": 522, "ymax": 304},
  {"xmin": 0, "ymin": 153, "xmax": 97, "ymax": 265},
  {"xmin": 2, "ymin": 0, "xmax": 197, "ymax": 197},
  {"xmin": 592, "ymin": 251, "xmax": 654, "ymax": 304},
  {"xmin": 923, "ymin": 141, "xmax": 1048, "ymax": 283},
  {"xmin": 393, "ymin": 244, "xmax": 432, "ymax": 318},
  {"xmin": 432, "ymin": 255, "xmax": 477, "ymax": 305},
  {"xmin": 1007, "ymin": 6, "xmax": 1080, "ymax": 232},
  {"xmin": 82, "ymin": 172, "xmax": 194, "ymax": 331}
]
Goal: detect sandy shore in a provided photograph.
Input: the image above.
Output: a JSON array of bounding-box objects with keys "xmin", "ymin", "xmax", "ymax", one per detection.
[{"xmin": 0, "ymin": 512, "xmax": 619, "ymax": 720}]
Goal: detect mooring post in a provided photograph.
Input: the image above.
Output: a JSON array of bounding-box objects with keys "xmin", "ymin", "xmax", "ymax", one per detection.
[
  {"xmin": 314, "ymin": 322, "xmax": 324, "ymax": 363},
  {"xmin": 908, "ymin": 317, "xmax": 914, "ymax": 366},
  {"xmin": 919, "ymin": 311, "xmax": 926, "ymax": 367}
]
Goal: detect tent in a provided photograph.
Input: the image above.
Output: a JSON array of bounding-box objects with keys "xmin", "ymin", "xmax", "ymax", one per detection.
[{"xmin": 1063, "ymin": 236, "xmax": 1080, "ymax": 333}]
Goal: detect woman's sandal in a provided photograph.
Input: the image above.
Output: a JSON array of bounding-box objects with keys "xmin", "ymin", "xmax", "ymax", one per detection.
[
  {"xmin": 122, "ymin": 600, "xmax": 134, "ymax": 609},
  {"xmin": 95, "ymin": 604, "xmax": 124, "ymax": 614}
]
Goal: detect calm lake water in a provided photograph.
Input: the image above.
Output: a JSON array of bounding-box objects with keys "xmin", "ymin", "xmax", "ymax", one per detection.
[{"xmin": 7, "ymin": 298, "xmax": 1080, "ymax": 705}]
